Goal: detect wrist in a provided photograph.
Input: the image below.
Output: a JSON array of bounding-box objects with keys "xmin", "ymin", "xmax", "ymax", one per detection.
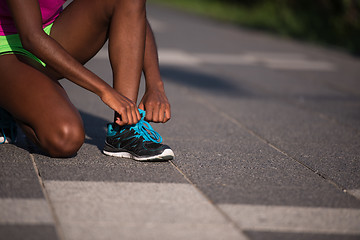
[
  {"xmin": 97, "ymin": 82, "xmax": 113, "ymax": 99},
  {"xmin": 145, "ymin": 79, "xmax": 165, "ymax": 91}
]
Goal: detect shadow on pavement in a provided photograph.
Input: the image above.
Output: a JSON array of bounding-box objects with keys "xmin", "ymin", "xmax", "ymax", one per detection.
[
  {"xmin": 160, "ymin": 66, "xmax": 253, "ymax": 97},
  {"xmin": 79, "ymin": 111, "xmax": 108, "ymax": 151}
]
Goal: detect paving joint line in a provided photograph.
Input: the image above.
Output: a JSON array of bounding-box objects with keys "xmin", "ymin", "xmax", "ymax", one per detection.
[
  {"xmin": 30, "ymin": 154, "xmax": 66, "ymax": 240},
  {"xmin": 169, "ymin": 160, "xmax": 250, "ymax": 240},
  {"xmin": 190, "ymin": 93, "xmax": 351, "ymax": 196}
]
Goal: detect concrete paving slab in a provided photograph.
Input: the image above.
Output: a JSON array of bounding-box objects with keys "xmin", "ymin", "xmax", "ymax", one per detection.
[
  {"xmin": 0, "ymin": 145, "xmax": 34, "ymax": 178},
  {"xmin": 60, "ymin": 222, "xmax": 245, "ymax": 240},
  {"xmin": 243, "ymin": 231, "xmax": 360, "ymax": 240},
  {"xmin": 220, "ymin": 204, "xmax": 360, "ymax": 234},
  {"xmin": 0, "ymin": 145, "xmax": 43, "ymax": 198},
  {"xmin": 0, "ymin": 179, "xmax": 44, "ymax": 199},
  {"xmin": 0, "ymin": 199, "xmax": 53, "ymax": 224},
  {"xmin": 0, "ymin": 225, "xmax": 59, "ymax": 240},
  {"xmin": 199, "ymin": 96, "xmax": 360, "ymax": 190},
  {"xmin": 195, "ymin": 63, "xmax": 360, "ymax": 132},
  {"xmin": 167, "ymin": 139, "xmax": 360, "ymax": 207},
  {"xmin": 159, "ymin": 82, "xmax": 360, "ymax": 208},
  {"xmin": 44, "ymin": 181, "xmax": 247, "ymax": 240},
  {"xmin": 34, "ymin": 144, "xmax": 186, "ymax": 183}
]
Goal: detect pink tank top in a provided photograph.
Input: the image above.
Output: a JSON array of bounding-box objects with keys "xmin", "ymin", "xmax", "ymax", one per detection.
[{"xmin": 0, "ymin": 0, "xmax": 67, "ymax": 36}]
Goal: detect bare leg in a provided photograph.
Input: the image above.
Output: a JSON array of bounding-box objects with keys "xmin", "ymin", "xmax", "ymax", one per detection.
[
  {"xmin": 109, "ymin": 0, "xmax": 146, "ymax": 102},
  {"xmin": 0, "ymin": 0, "xmax": 166, "ymax": 157},
  {"xmin": 139, "ymin": 21, "xmax": 171, "ymax": 123},
  {"xmin": 50, "ymin": 0, "xmax": 164, "ymax": 110},
  {"xmin": 0, "ymin": 55, "xmax": 84, "ymax": 157},
  {"xmin": 49, "ymin": 0, "xmax": 147, "ymax": 122},
  {"xmin": 143, "ymin": 21, "xmax": 162, "ymax": 88},
  {"xmin": 50, "ymin": 0, "xmax": 146, "ymax": 101}
]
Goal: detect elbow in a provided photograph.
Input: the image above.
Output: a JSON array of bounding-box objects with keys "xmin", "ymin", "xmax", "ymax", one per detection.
[
  {"xmin": 19, "ymin": 32, "xmax": 44, "ymax": 53},
  {"xmin": 19, "ymin": 34, "xmax": 33, "ymax": 51}
]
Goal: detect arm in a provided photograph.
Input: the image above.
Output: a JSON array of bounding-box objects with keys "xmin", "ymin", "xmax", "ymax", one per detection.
[
  {"xmin": 139, "ymin": 20, "xmax": 171, "ymax": 123},
  {"xmin": 6, "ymin": 0, "xmax": 140, "ymax": 125}
]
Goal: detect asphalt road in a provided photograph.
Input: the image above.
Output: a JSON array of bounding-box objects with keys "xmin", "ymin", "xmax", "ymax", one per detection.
[{"xmin": 1, "ymin": 3, "xmax": 360, "ymax": 240}]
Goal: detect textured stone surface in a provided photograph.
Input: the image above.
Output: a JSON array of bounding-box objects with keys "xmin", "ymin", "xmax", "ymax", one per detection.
[{"xmin": 44, "ymin": 181, "xmax": 246, "ymax": 240}]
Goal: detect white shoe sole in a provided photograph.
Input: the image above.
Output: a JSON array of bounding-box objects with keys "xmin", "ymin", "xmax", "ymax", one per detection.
[
  {"xmin": 103, "ymin": 148, "xmax": 174, "ymax": 161},
  {"xmin": 0, "ymin": 137, "xmax": 10, "ymax": 144}
]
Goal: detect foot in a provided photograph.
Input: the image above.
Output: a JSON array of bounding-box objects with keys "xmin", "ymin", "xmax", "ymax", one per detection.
[
  {"xmin": 103, "ymin": 109, "xmax": 174, "ymax": 161},
  {"xmin": 0, "ymin": 108, "xmax": 17, "ymax": 144}
]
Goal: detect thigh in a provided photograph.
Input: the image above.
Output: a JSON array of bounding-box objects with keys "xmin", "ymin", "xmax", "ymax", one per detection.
[
  {"xmin": 49, "ymin": 0, "xmax": 113, "ymax": 66},
  {"xmin": 0, "ymin": 54, "xmax": 83, "ymax": 144}
]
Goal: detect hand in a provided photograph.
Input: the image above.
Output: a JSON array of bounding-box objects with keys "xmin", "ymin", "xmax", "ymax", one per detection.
[
  {"xmin": 101, "ymin": 88, "xmax": 140, "ymax": 126},
  {"xmin": 138, "ymin": 87, "xmax": 171, "ymax": 123}
]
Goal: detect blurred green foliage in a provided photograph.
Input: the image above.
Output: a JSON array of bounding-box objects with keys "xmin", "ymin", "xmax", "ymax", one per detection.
[{"xmin": 150, "ymin": 0, "xmax": 360, "ymax": 54}]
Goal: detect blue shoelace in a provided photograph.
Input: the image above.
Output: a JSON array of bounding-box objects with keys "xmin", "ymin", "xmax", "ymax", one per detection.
[{"xmin": 129, "ymin": 109, "xmax": 163, "ymax": 143}]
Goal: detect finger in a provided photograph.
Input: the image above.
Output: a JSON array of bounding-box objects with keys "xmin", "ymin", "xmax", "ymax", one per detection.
[
  {"xmin": 136, "ymin": 108, "xmax": 141, "ymax": 121},
  {"xmin": 159, "ymin": 104, "xmax": 166, "ymax": 123},
  {"xmin": 146, "ymin": 106, "xmax": 154, "ymax": 122},
  {"xmin": 131, "ymin": 107, "xmax": 139, "ymax": 124},
  {"xmin": 117, "ymin": 110, "xmax": 129, "ymax": 126},
  {"xmin": 115, "ymin": 116, "xmax": 122, "ymax": 126},
  {"xmin": 126, "ymin": 106, "xmax": 135, "ymax": 125},
  {"xmin": 152, "ymin": 104, "xmax": 160, "ymax": 123},
  {"xmin": 164, "ymin": 104, "xmax": 171, "ymax": 123},
  {"xmin": 138, "ymin": 102, "xmax": 145, "ymax": 111}
]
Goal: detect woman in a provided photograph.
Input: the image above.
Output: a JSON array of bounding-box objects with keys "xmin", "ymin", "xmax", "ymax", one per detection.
[{"xmin": 0, "ymin": 0, "xmax": 174, "ymax": 161}]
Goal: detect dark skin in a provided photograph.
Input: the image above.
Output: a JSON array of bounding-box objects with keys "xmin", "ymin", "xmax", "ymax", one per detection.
[{"xmin": 0, "ymin": 0, "xmax": 171, "ymax": 157}]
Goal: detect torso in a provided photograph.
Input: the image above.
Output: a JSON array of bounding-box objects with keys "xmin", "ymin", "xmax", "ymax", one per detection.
[{"xmin": 0, "ymin": 0, "xmax": 67, "ymax": 36}]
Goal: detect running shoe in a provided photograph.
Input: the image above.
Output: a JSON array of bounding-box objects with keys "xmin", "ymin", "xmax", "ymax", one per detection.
[
  {"xmin": 103, "ymin": 109, "xmax": 174, "ymax": 161},
  {"xmin": 0, "ymin": 108, "xmax": 17, "ymax": 144}
]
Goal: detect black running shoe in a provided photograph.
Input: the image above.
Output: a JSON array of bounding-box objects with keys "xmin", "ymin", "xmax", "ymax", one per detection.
[
  {"xmin": 103, "ymin": 109, "xmax": 174, "ymax": 161},
  {"xmin": 0, "ymin": 108, "xmax": 17, "ymax": 144}
]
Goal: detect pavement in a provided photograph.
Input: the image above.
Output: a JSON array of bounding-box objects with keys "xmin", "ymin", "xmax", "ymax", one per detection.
[{"xmin": 1, "ymin": 3, "xmax": 360, "ymax": 240}]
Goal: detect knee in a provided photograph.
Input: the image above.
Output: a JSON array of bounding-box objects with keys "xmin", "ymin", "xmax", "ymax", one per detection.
[{"xmin": 44, "ymin": 120, "xmax": 85, "ymax": 158}]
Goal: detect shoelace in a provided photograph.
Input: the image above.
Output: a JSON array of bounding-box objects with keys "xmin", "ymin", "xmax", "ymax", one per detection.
[{"xmin": 129, "ymin": 110, "xmax": 163, "ymax": 143}]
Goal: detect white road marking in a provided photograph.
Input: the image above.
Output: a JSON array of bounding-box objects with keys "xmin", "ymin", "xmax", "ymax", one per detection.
[
  {"xmin": 93, "ymin": 47, "xmax": 335, "ymax": 71},
  {"xmin": 0, "ymin": 198, "xmax": 53, "ymax": 224},
  {"xmin": 220, "ymin": 204, "xmax": 360, "ymax": 234},
  {"xmin": 159, "ymin": 49, "xmax": 336, "ymax": 71},
  {"xmin": 263, "ymin": 58, "xmax": 335, "ymax": 71},
  {"xmin": 44, "ymin": 181, "xmax": 247, "ymax": 240},
  {"xmin": 194, "ymin": 53, "xmax": 257, "ymax": 65},
  {"xmin": 241, "ymin": 52, "xmax": 306, "ymax": 59},
  {"xmin": 158, "ymin": 50, "xmax": 202, "ymax": 66}
]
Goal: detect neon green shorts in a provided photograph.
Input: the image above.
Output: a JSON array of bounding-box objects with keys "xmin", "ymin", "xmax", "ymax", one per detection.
[{"xmin": 0, "ymin": 23, "xmax": 53, "ymax": 67}]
